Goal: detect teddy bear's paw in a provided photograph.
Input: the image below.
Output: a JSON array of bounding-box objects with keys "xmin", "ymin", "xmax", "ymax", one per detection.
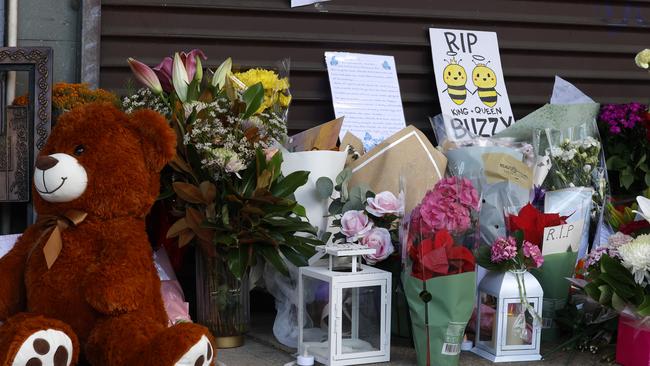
[
  {"xmin": 11, "ymin": 329, "xmax": 73, "ymax": 366},
  {"xmin": 174, "ymin": 335, "xmax": 214, "ymax": 366}
]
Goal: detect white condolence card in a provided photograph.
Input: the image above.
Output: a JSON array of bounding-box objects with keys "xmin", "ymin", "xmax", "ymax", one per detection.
[{"xmin": 325, "ymin": 52, "xmax": 406, "ymax": 151}]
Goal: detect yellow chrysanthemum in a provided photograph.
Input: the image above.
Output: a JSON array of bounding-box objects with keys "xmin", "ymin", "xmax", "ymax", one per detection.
[{"xmin": 234, "ymin": 69, "xmax": 291, "ymax": 113}]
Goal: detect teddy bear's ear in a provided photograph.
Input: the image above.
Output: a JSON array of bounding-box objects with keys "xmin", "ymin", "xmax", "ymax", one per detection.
[{"xmin": 125, "ymin": 109, "xmax": 176, "ymax": 171}]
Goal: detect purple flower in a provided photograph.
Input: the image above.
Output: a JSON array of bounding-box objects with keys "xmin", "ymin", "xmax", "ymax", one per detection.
[
  {"xmin": 361, "ymin": 228, "xmax": 394, "ymax": 264},
  {"xmin": 599, "ymin": 103, "xmax": 649, "ymax": 134},
  {"xmin": 522, "ymin": 240, "xmax": 544, "ymax": 268},
  {"xmin": 153, "ymin": 49, "xmax": 207, "ymax": 93},
  {"xmin": 340, "ymin": 210, "xmax": 373, "ymax": 241},
  {"xmin": 490, "ymin": 236, "xmax": 518, "ymax": 263},
  {"xmin": 128, "ymin": 58, "xmax": 163, "ymax": 94},
  {"xmin": 584, "ymin": 246, "xmax": 609, "ymax": 268}
]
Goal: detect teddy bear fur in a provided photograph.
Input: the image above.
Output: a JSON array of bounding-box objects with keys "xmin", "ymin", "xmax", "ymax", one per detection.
[{"xmin": 0, "ymin": 103, "xmax": 215, "ymax": 365}]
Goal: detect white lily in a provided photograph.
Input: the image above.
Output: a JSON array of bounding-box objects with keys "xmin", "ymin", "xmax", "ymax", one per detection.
[
  {"xmin": 633, "ymin": 196, "xmax": 650, "ymax": 223},
  {"xmin": 211, "ymin": 57, "xmax": 232, "ymax": 89},
  {"xmin": 172, "ymin": 52, "xmax": 189, "ymax": 102}
]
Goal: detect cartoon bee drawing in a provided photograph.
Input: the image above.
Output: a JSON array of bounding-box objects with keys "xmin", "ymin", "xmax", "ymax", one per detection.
[
  {"xmin": 441, "ymin": 57, "xmax": 468, "ymax": 105},
  {"xmin": 471, "ymin": 62, "xmax": 500, "ymax": 108}
]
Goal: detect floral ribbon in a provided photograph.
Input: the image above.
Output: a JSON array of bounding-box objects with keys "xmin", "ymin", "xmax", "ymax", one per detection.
[{"xmin": 30, "ymin": 210, "xmax": 87, "ymax": 269}]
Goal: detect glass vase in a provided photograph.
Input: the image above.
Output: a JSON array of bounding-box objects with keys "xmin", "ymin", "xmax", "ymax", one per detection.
[{"xmin": 195, "ymin": 250, "xmax": 250, "ymax": 348}]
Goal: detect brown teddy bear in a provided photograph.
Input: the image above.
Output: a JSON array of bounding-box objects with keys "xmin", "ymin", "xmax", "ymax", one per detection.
[{"xmin": 0, "ymin": 103, "xmax": 215, "ymax": 366}]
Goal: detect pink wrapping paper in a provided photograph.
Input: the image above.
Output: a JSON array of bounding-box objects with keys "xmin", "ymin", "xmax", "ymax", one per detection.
[
  {"xmin": 616, "ymin": 315, "xmax": 650, "ymax": 366},
  {"xmin": 161, "ymin": 280, "xmax": 191, "ymax": 326}
]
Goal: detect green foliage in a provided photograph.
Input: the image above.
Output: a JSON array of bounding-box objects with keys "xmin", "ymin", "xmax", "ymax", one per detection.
[
  {"xmin": 168, "ymin": 149, "xmax": 322, "ymax": 279},
  {"xmin": 241, "ymin": 82, "xmax": 264, "ymax": 119}
]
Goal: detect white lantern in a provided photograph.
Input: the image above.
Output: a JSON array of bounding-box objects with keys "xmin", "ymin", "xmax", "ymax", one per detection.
[
  {"xmin": 471, "ymin": 270, "xmax": 543, "ymax": 362},
  {"xmin": 298, "ymin": 245, "xmax": 391, "ymax": 366}
]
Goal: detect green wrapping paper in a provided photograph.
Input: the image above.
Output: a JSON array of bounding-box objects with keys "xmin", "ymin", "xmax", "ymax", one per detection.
[
  {"xmin": 403, "ymin": 272, "xmax": 476, "ymax": 366},
  {"xmin": 531, "ymin": 251, "xmax": 578, "ymax": 340}
]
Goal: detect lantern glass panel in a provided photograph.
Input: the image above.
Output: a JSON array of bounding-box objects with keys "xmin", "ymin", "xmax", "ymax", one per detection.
[
  {"xmin": 340, "ymin": 285, "xmax": 382, "ymax": 354},
  {"xmin": 504, "ymin": 301, "xmax": 535, "ymax": 346},
  {"xmin": 478, "ymin": 292, "xmax": 498, "ymax": 350},
  {"xmin": 302, "ymin": 276, "xmax": 331, "ymax": 359}
]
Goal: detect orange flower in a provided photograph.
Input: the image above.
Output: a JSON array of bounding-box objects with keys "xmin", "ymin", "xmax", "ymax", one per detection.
[{"xmin": 12, "ymin": 83, "xmax": 117, "ymax": 111}]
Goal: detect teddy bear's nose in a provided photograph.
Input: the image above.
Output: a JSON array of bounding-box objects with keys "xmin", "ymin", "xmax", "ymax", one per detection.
[{"xmin": 36, "ymin": 155, "xmax": 59, "ymax": 171}]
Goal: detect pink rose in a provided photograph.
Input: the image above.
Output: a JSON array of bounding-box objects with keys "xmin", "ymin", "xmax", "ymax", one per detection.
[
  {"xmin": 340, "ymin": 210, "xmax": 373, "ymax": 241},
  {"xmin": 362, "ymin": 228, "xmax": 394, "ymax": 265},
  {"xmin": 366, "ymin": 191, "xmax": 403, "ymax": 217}
]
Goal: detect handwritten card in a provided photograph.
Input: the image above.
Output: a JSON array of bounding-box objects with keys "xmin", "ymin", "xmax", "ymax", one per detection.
[
  {"xmin": 542, "ymin": 220, "xmax": 585, "ymax": 256},
  {"xmin": 429, "ymin": 28, "xmax": 515, "ymax": 141},
  {"xmin": 291, "ymin": 0, "xmax": 329, "ymax": 8},
  {"xmin": 325, "ymin": 52, "xmax": 406, "ymax": 151}
]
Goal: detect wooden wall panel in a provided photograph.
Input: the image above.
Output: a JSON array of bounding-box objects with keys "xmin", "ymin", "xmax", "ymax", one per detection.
[{"xmin": 98, "ymin": 0, "xmax": 650, "ymax": 132}]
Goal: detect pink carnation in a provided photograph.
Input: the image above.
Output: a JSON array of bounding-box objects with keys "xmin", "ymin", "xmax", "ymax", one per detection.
[
  {"xmin": 522, "ymin": 240, "xmax": 544, "ymax": 268},
  {"xmin": 491, "ymin": 236, "xmax": 518, "ymax": 263}
]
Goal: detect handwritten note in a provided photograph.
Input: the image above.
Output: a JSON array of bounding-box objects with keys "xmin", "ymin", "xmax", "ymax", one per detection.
[
  {"xmin": 291, "ymin": 0, "xmax": 329, "ymax": 8},
  {"xmin": 429, "ymin": 28, "xmax": 515, "ymax": 141},
  {"xmin": 542, "ymin": 220, "xmax": 585, "ymax": 256},
  {"xmin": 325, "ymin": 52, "xmax": 406, "ymax": 151}
]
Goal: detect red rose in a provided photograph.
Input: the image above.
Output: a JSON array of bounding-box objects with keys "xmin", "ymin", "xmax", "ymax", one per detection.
[{"xmin": 507, "ymin": 204, "xmax": 567, "ymax": 247}]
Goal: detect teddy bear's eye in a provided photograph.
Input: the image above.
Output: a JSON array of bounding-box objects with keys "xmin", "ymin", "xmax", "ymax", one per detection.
[{"xmin": 74, "ymin": 145, "xmax": 85, "ymax": 156}]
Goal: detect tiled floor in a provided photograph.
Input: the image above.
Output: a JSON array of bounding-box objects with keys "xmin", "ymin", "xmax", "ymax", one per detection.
[{"xmin": 216, "ymin": 314, "xmax": 607, "ymax": 366}]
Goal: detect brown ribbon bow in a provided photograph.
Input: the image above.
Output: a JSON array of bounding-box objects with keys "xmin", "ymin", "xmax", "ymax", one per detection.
[{"xmin": 33, "ymin": 210, "xmax": 87, "ymax": 269}]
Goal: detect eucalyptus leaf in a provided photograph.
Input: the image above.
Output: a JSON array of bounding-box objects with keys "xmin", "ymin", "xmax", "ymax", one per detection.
[
  {"xmin": 329, "ymin": 199, "xmax": 344, "ymax": 215},
  {"xmin": 316, "ymin": 177, "xmax": 334, "ymax": 199}
]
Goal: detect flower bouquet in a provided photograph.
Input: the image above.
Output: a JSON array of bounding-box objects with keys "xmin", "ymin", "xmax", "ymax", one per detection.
[
  {"xmin": 581, "ymin": 232, "xmax": 650, "ymax": 366},
  {"xmin": 402, "ymin": 177, "xmax": 480, "ymax": 366},
  {"xmin": 476, "ymin": 228, "xmax": 546, "ymax": 348},
  {"xmin": 127, "ymin": 50, "xmax": 321, "ymax": 345},
  {"xmin": 598, "ymin": 102, "xmax": 650, "ymax": 195}
]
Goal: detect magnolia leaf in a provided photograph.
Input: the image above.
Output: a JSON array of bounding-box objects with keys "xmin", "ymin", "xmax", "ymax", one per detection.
[
  {"xmin": 271, "ymin": 171, "xmax": 310, "ymax": 198},
  {"xmin": 169, "ymin": 155, "xmax": 194, "ymax": 175},
  {"xmin": 228, "ymin": 246, "xmax": 250, "ymax": 280},
  {"xmin": 212, "ymin": 57, "xmax": 232, "ymax": 89},
  {"xmin": 620, "ymin": 172, "xmax": 634, "ymax": 189},
  {"xmin": 199, "ymin": 181, "xmax": 217, "ymax": 203},
  {"xmin": 173, "ymin": 182, "xmax": 204, "ymax": 204},
  {"xmin": 292, "ymin": 204, "xmax": 307, "ymax": 217},
  {"xmin": 280, "ymin": 245, "xmax": 308, "ymax": 267},
  {"xmin": 166, "ymin": 218, "xmax": 189, "ymax": 238},
  {"xmin": 316, "ymin": 177, "xmax": 334, "ymax": 200},
  {"xmin": 185, "ymin": 207, "xmax": 205, "ymax": 231},
  {"xmin": 257, "ymin": 169, "xmax": 274, "ymax": 190},
  {"xmin": 241, "ymin": 82, "xmax": 264, "ymax": 119},
  {"xmin": 178, "ymin": 229, "xmax": 195, "ymax": 248},
  {"xmin": 259, "ymin": 245, "xmax": 288, "ymax": 276}
]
